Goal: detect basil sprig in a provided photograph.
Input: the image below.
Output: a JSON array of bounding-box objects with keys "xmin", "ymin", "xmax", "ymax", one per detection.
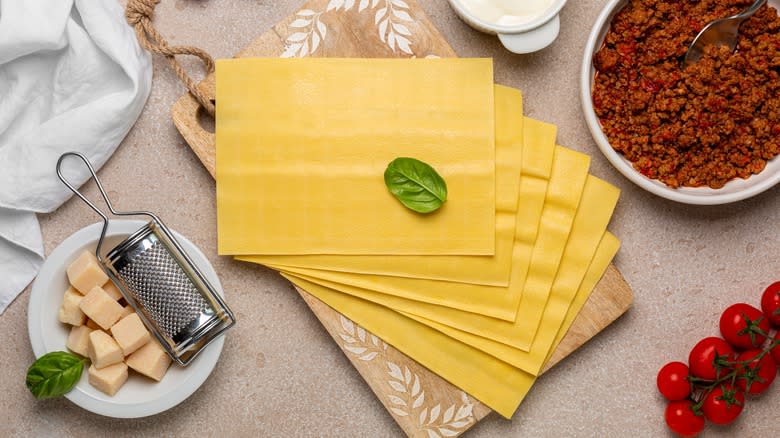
[
  {"xmin": 384, "ymin": 157, "xmax": 448, "ymax": 214},
  {"xmin": 26, "ymin": 351, "xmax": 87, "ymax": 399}
]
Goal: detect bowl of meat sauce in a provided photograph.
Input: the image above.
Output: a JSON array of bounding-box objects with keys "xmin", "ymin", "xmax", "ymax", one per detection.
[{"xmin": 582, "ymin": 0, "xmax": 780, "ymax": 205}]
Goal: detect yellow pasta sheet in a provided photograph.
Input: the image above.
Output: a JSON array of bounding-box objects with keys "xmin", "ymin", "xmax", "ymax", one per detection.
[
  {"xmin": 266, "ymin": 145, "xmax": 589, "ymax": 330},
  {"xmin": 407, "ymin": 178, "xmax": 619, "ymax": 376},
  {"xmin": 283, "ymin": 275, "xmax": 531, "ymax": 419},
  {"xmin": 545, "ymin": 233, "xmax": 622, "ymax": 364},
  {"xmin": 216, "ymin": 58, "xmax": 496, "ymax": 256},
  {"xmin": 281, "ymin": 233, "xmax": 620, "ymax": 419},
  {"xmin": 240, "ymin": 85, "xmax": 525, "ymax": 286}
]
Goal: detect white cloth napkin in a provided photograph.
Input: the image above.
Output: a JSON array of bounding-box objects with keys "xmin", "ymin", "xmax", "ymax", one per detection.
[{"xmin": 0, "ymin": 0, "xmax": 152, "ymax": 313}]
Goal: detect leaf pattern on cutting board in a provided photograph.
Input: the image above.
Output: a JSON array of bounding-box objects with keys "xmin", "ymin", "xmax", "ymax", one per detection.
[
  {"xmin": 281, "ymin": 0, "xmax": 417, "ymax": 57},
  {"xmin": 338, "ymin": 315, "xmax": 476, "ymax": 437}
]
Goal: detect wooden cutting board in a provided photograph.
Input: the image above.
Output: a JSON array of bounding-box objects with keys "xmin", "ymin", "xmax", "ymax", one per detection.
[{"xmin": 171, "ymin": 1, "xmax": 633, "ymax": 435}]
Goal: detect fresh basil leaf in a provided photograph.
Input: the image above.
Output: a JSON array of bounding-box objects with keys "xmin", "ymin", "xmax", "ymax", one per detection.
[
  {"xmin": 26, "ymin": 351, "xmax": 86, "ymax": 400},
  {"xmin": 384, "ymin": 157, "xmax": 448, "ymax": 214}
]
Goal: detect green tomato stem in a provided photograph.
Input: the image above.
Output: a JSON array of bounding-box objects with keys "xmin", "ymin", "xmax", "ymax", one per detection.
[{"xmin": 689, "ymin": 338, "xmax": 778, "ymax": 403}]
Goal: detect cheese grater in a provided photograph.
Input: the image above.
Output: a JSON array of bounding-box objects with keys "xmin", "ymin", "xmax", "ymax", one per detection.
[{"xmin": 56, "ymin": 152, "xmax": 235, "ymax": 366}]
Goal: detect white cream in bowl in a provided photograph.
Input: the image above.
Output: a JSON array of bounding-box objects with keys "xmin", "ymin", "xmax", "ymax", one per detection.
[
  {"xmin": 459, "ymin": 0, "xmax": 556, "ymax": 27},
  {"xmin": 448, "ymin": 0, "xmax": 567, "ymax": 54}
]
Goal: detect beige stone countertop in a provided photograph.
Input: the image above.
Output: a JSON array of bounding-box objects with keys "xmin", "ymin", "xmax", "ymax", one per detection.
[{"xmin": 2, "ymin": 0, "xmax": 779, "ymax": 436}]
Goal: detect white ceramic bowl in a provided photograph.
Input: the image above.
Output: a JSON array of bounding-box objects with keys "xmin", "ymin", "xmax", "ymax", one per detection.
[
  {"xmin": 27, "ymin": 220, "xmax": 226, "ymax": 418},
  {"xmin": 448, "ymin": 0, "xmax": 568, "ymax": 54},
  {"xmin": 582, "ymin": 0, "xmax": 780, "ymax": 205}
]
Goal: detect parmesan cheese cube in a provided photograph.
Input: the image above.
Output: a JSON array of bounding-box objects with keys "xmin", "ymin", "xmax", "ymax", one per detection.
[
  {"xmin": 66, "ymin": 251, "xmax": 108, "ymax": 294},
  {"xmin": 88, "ymin": 362, "xmax": 128, "ymax": 396},
  {"xmin": 110, "ymin": 313, "xmax": 151, "ymax": 356},
  {"xmin": 126, "ymin": 340, "xmax": 171, "ymax": 381},
  {"xmin": 87, "ymin": 330, "xmax": 124, "ymax": 369},
  {"xmin": 79, "ymin": 286, "xmax": 125, "ymax": 330},
  {"xmin": 58, "ymin": 287, "xmax": 86, "ymax": 326},
  {"xmin": 86, "ymin": 319, "xmax": 101, "ymax": 330},
  {"xmin": 101, "ymin": 280, "xmax": 123, "ymax": 301},
  {"xmin": 66, "ymin": 325, "xmax": 93, "ymax": 357}
]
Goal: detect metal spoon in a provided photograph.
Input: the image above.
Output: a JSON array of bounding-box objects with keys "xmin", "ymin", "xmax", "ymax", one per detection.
[{"xmin": 683, "ymin": 0, "xmax": 767, "ymax": 66}]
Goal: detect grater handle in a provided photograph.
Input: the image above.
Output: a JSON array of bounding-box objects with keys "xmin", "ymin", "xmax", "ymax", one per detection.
[{"xmin": 56, "ymin": 152, "xmax": 160, "ymax": 263}]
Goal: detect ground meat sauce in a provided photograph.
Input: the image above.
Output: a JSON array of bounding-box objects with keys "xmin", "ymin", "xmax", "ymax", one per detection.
[{"xmin": 593, "ymin": 0, "xmax": 780, "ymax": 188}]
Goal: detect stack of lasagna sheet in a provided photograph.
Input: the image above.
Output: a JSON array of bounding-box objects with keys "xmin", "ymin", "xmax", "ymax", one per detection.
[{"xmin": 215, "ymin": 58, "xmax": 620, "ymax": 418}]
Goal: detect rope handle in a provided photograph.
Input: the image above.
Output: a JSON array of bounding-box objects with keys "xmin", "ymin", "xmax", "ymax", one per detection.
[{"xmin": 125, "ymin": 0, "xmax": 216, "ymax": 116}]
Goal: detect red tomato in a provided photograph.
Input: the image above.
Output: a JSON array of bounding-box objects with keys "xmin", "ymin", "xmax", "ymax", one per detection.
[
  {"xmin": 761, "ymin": 281, "xmax": 780, "ymax": 327},
  {"xmin": 719, "ymin": 303, "xmax": 770, "ymax": 349},
  {"xmin": 689, "ymin": 337, "xmax": 735, "ymax": 380},
  {"xmin": 665, "ymin": 400, "xmax": 705, "ymax": 437},
  {"xmin": 735, "ymin": 349, "xmax": 777, "ymax": 395},
  {"xmin": 702, "ymin": 383, "xmax": 745, "ymax": 425},
  {"xmin": 657, "ymin": 362, "xmax": 692, "ymax": 400}
]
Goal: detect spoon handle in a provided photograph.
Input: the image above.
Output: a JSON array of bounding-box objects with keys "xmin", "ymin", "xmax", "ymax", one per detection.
[{"xmin": 740, "ymin": 0, "xmax": 767, "ymax": 18}]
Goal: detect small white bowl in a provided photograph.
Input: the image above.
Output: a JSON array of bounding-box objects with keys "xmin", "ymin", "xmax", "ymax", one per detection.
[
  {"xmin": 447, "ymin": 0, "xmax": 568, "ymax": 54},
  {"xmin": 27, "ymin": 220, "xmax": 226, "ymax": 418},
  {"xmin": 581, "ymin": 0, "xmax": 780, "ymax": 205}
]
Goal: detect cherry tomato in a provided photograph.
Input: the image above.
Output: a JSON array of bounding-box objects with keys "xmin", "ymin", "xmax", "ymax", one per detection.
[
  {"xmin": 702, "ymin": 383, "xmax": 745, "ymax": 425},
  {"xmin": 719, "ymin": 303, "xmax": 769, "ymax": 350},
  {"xmin": 657, "ymin": 362, "xmax": 692, "ymax": 400},
  {"xmin": 689, "ymin": 337, "xmax": 735, "ymax": 380},
  {"xmin": 665, "ymin": 400, "xmax": 705, "ymax": 437},
  {"xmin": 735, "ymin": 349, "xmax": 777, "ymax": 395},
  {"xmin": 761, "ymin": 281, "xmax": 780, "ymax": 327}
]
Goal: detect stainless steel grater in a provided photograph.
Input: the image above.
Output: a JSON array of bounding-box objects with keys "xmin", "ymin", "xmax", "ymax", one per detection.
[{"xmin": 56, "ymin": 152, "xmax": 235, "ymax": 366}]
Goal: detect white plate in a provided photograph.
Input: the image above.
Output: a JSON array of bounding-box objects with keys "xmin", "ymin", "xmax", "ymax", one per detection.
[
  {"xmin": 28, "ymin": 220, "xmax": 226, "ymax": 418},
  {"xmin": 581, "ymin": 0, "xmax": 780, "ymax": 205}
]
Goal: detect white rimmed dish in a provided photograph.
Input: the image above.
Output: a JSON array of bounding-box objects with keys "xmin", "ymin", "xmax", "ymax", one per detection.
[
  {"xmin": 582, "ymin": 0, "xmax": 780, "ymax": 205},
  {"xmin": 447, "ymin": 0, "xmax": 568, "ymax": 54},
  {"xmin": 28, "ymin": 220, "xmax": 226, "ymax": 418}
]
